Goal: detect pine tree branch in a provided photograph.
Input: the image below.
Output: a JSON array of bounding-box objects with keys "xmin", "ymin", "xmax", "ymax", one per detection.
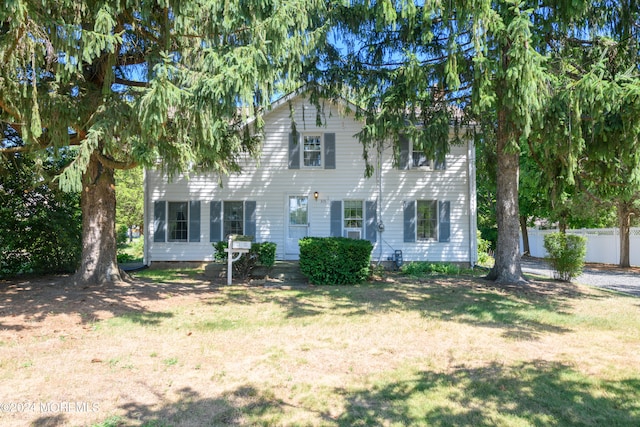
[
  {"xmin": 0, "ymin": 99, "xmax": 22, "ymax": 122},
  {"xmin": 113, "ymin": 77, "xmax": 149, "ymax": 88},
  {"xmin": 96, "ymin": 152, "xmax": 137, "ymax": 170}
]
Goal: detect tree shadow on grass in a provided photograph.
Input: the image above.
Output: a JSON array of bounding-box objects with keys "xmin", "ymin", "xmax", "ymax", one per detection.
[
  {"xmin": 205, "ymin": 275, "xmax": 597, "ymax": 340},
  {"xmin": 0, "ymin": 274, "xmax": 218, "ymax": 331},
  {"xmin": 329, "ymin": 360, "xmax": 640, "ymax": 426},
  {"xmin": 31, "ymin": 362, "xmax": 639, "ymax": 426}
]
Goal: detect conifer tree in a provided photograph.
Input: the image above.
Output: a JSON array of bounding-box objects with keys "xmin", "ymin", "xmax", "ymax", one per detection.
[
  {"xmin": 0, "ymin": 1, "xmax": 328, "ymax": 284},
  {"xmin": 322, "ymin": 0, "xmax": 602, "ymax": 284}
]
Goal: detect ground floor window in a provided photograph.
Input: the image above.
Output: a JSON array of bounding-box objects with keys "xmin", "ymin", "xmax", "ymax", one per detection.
[
  {"xmin": 344, "ymin": 200, "xmax": 363, "ymax": 239},
  {"xmin": 168, "ymin": 202, "xmax": 189, "ymax": 242},
  {"xmin": 417, "ymin": 200, "xmax": 437, "ymax": 241},
  {"xmin": 224, "ymin": 201, "xmax": 244, "ymax": 237}
]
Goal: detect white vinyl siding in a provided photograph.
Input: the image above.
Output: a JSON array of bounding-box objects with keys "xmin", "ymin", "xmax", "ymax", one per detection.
[{"xmin": 146, "ymin": 93, "xmax": 474, "ymax": 263}]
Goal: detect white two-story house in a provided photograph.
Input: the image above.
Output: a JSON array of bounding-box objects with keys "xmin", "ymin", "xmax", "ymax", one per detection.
[{"xmin": 143, "ymin": 90, "xmax": 477, "ymax": 265}]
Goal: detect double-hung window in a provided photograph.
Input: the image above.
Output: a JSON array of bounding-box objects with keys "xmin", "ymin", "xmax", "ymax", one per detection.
[
  {"xmin": 399, "ymin": 136, "xmax": 446, "ymax": 170},
  {"xmin": 416, "ymin": 200, "xmax": 438, "ymax": 241},
  {"xmin": 343, "ymin": 200, "xmax": 363, "ymax": 239},
  {"xmin": 288, "ymin": 132, "xmax": 336, "ymax": 169},
  {"xmin": 404, "ymin": 200, "xmax": 450, "ymax": 243},
  {"xmin": 209, "ymin": 201, "xmax": 257, "ymax": 242},
  {"xmin": 223, "ymin": 201, "xmax": 244, "ymax": 237},
  {"xmin": 168, "ymin": 202, "xmax": 189, "ymax": 242},
  {"xmin": 303, "ymin": 135, "xmax": 322, "ymax": 168},
  {"xmin": 153, "ymin": 200, "xmax": 201, "ymax": 243},
  {"xmin": 412, "ymin": 149, "xmax": 432, "ymax": 169}
]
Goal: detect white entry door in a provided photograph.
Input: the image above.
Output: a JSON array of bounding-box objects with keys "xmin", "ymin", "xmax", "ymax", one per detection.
[{"xmin": 286, "ymin": 195, "xmax": 309, "ymax": 257}]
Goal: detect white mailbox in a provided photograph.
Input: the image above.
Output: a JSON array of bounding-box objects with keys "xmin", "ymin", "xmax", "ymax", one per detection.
[
  {"xmin": 224, "ymin": 235, "xmax": 252, "ymax": 285},
  {"xmin": 232, "ymin": 240, "xmax": 252, "ymax": 250}
]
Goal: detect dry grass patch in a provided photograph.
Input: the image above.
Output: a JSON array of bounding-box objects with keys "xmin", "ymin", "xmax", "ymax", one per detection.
[{"xmin": 0, "ymin": 270, "xmax": 639, "ymax": 426}]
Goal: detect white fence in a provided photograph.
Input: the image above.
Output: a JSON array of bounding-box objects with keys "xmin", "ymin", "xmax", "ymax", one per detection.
[{"xmin": 521, "ymin": 228, "xmax": 640, "ymax": 266}]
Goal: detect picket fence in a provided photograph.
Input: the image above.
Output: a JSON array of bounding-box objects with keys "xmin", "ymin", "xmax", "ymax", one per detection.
[{"xmin": 521, "ymin": 228, "xmax": 640, "ymax": 267}]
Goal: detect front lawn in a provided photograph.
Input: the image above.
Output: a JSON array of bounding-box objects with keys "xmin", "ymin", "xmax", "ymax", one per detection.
[{"xmin": 0, "ymin": 269, "xmax": 638, "ymax": 426}]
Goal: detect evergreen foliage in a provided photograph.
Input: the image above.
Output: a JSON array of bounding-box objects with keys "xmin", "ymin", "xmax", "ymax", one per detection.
[
  {"xmin": 0, "ymin": 152, "xmax": 81, "ymax": 277},
  {"xmin": 0, "ymin": 1, "xmax": 328, "ymax": 283}
]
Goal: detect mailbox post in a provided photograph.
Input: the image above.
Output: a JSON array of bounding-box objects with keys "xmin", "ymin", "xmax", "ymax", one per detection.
[{"xmin": 224, "ymin": 235, "xmax": 251, "ymax": 285}]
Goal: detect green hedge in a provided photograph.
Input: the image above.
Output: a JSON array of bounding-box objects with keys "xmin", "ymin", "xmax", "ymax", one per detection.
[
  {"xmin": 213, "ymin": 241, "xmax": 276, "ymax": 278},
  {"xmin": 543, "ymin": 232, "xmax": 587, "ymax": 282},
  {"xmin": 299, "ymin": 237, "xmax": 373, "ymax": 285}
]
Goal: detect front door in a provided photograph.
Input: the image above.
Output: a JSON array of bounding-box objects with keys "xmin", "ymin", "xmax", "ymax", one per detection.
[{"xmin": 286, "ymin": 195, "xmax": 309, "ymax": 257}]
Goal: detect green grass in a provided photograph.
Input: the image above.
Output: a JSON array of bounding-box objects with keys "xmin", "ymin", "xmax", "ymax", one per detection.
[
  {"xmin": 7, "ymin": 269, "xmax": 640, "ymax": 426},
  {"xmin": 133, "ymin": 267, "xmax": 202, "ymax": 282}
]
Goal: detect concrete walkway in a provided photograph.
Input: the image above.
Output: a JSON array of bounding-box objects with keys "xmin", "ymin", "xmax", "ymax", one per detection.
[{"xmin": 521, "ymin": 257, "xmax": 640, "ymax": 297}]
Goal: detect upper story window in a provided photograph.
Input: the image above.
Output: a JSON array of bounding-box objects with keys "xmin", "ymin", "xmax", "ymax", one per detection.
[
  {"xmin": 412, "ymin": 149, "xmax": 432, "ymax": 169},
  {"xmin": 303, "ymin": 135, "xmax": 322, "ymax": 168},
  {"xmin": 399, "ymin": 136, "xmax": 446, "ymax": 170},
  {"xmin": 288, "ymin": 132, "xmax": 335, "ymax": 170}
]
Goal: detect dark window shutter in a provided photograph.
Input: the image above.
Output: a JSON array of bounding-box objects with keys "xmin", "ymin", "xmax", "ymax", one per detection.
[
  {"xmin": 399, "ymin": 136, "xmax": 410, "ymax": 170},
  {"xmin": 153, "ymin": 201, "xmax": 166, "ymax": 242},
  {"xmin": 404, "ymin": 201, "xmax": 416, "ymax": 242},
  {"xmin": 324, "ymin": 133, "xmax": 336, "ymax": 169},
  {"xmin": 189, "ymin": 201, "xmax": 201, "ymax": 242},
  {"xmin": 365, "ymin": 201, "xmax": 377, "ymax": 243},
  {"xmin": 244, "ymin": 201, "xmax": 256, "ymax": 241},
  {"xmin": 288, "ymin": 132, "xmax": 300, "ymax": 169},
  {"xmin": 439, "ymin": 201, "xmax": 450, "ymax": 242},
  {"xmin": 210, "ymin": 201, "xmax": 222, "ymax": 242},
  {"xmin": 434, "ymin": 154, "xmax": 446, "ymax": 170},
  {"xmin": 330, "ymin": 201, "xmax": 342, "ymax": 237}
]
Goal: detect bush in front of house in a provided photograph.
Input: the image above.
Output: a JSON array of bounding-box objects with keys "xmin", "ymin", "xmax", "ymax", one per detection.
[
  {"xmin": 543, "ymin": 232, "xmax": 587, "ymax": 281},
  {"xmin": 213, "ymin": 241, "xmax": 276, "ymax": 278},
  {"xmin": 299, "ymin": 237, "xmax": 373, "ymax": 285}
]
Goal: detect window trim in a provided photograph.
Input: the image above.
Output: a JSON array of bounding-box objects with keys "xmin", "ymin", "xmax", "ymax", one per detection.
[
  {"xmin": 223, "ymin": 201, "xmax": 245, "ymax": 239},
  {"xmin": 343, "ymin": 200, "xmax": 364, "ymax": 239},
  {"xmin": 301, "ymin": 133, "xmax": 324, "ymax": 169},
  {"xmin": 167, "ymin": 201, "xmax": 190, "ymax": 242},
  {"xmin": 416, "ymin": 200, "xmax": 438, "ymax": 241}
]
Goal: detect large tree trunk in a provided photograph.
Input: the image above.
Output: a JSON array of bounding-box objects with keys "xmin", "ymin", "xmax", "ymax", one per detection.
[
  {"xmin": 486, "ymin": 110, "xmax": 526, "ymax": 284},
  {"xmin": 520, "ymin": 215, "xmax": 530, "ymax": 256},
  {"xmin": 618, "ymin": 200, "xmax": 631, "ymax": 268},
  {"xmin": 74, "ymin": 152, "xmax": 125, "ymax": 284}
]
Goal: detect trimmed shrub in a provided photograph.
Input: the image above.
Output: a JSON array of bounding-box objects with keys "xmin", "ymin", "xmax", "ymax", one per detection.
[
  {"xmin": 543, "ymin": 232, "xmax": 587, "ymax": 281},
  {"xmin": 213, "ymin": 241, "xmax": 277, "ymax": 278},
  {"xmin": 299, "ymin": 237, "xmax": 373, "ymax": 285}
]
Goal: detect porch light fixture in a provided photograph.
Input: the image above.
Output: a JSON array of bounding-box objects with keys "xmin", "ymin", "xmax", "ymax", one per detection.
[{"xmin": 313, "ymin": 191, "xmax": 319, "ymax": 200}]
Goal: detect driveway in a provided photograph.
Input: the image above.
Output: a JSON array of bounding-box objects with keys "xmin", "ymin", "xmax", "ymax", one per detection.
[{"xmin": 520, "ymin": 257, "xmax": 640, "ymax": 297}]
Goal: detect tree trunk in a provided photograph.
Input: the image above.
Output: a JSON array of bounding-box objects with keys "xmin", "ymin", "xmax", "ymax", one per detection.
[
  {"xmin": 618, "ymin": 200, "xmax": 631, "ymax": 268},
  {"xmin": 520, "ymin": 215, "xmax": 530, "ymax": 256},
  {"xmin": 486, "ymin": 110, "xmax": 526, "ymax": 284},
  {"xmin": 74, "ymin": 152, "xmax": 125, "ymax": 284}
]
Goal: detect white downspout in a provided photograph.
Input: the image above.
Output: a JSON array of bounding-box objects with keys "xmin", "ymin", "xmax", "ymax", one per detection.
[
  {"xmin": 143, "ymin": 168, "xmax": 150, "ymax": 266},
  {"xmin": 468, "ymin": 136, "xmax": 478, "ymax": 267},
  {"xmin": 377, "ymin": 141, "xmax": 384, "ymax": 263}
]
